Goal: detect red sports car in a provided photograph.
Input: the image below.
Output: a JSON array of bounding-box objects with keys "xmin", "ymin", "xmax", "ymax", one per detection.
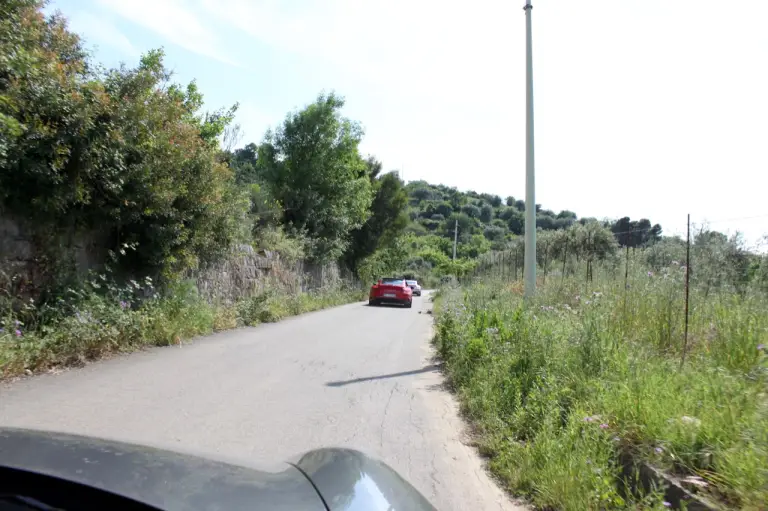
[{"xmin": 369, "ymin": 278, "xmax": 413, "ymax": 308}]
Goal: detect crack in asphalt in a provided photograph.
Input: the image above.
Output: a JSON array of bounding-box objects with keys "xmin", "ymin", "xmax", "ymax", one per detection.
[
  {"xmin": 406, "ymin": 391, "xmax": 417, "ymax": 478},
  {"xmin": 379, "ymin": 383, "xmax": 398, "ymax": 448},
  {"xmin": 428, "ymin": 452, "xmax": 440, "ymax": 498}
]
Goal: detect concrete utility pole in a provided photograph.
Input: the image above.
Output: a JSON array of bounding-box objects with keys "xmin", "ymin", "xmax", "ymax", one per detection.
[
  {"xmin": 523, "ymin": 0, "xmax": 537, "ymax": 298},
  {"xmin": 452, "ymin": 218, "xmax": 458, "ymax": 260}
]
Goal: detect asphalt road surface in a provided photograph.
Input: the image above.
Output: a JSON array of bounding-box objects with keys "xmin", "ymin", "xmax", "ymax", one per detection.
[{"xmin": 0, "ymin": 292, "xmax": 524, "ymax": 511}]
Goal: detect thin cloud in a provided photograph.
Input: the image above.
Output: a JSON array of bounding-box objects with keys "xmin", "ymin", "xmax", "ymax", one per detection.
[
  {"xmin": 67, "ymin": 11, "xmax": 138, "ymax": 57},
  {"xmin": 199, "ymin": 0, "xmax": 516, "ymax": 103},
  {"xmin": 96, "ymin": 0, "xmax": 239, "ymax": 66}
]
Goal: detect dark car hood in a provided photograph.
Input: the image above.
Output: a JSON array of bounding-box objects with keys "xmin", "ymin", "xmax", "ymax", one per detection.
[{"xmin": 0, "ymin": 428, "xmax": 436, "ymax": 511}]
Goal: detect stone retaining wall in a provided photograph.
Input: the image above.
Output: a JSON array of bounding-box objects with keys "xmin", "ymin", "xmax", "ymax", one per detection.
[{"xmin": 1, "ymin": 215, "xmax": 357, "ymax": 304}]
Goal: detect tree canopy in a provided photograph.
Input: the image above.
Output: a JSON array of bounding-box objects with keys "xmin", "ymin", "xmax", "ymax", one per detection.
[
  {"xmin": 1, "ymin": 3, "xmax": 246, "ymax": 281},
  {"xmin": 11, "ymin": 1, "xmax": 761, "ymax": 296},
  {"xmin": 257, "ymin": 93, "xmax": 373, "ymax": 262}
]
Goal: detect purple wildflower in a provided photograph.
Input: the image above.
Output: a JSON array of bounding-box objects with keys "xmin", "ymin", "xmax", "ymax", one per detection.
[
  {"xmin": 119, "ymin": 301, "xmax": 130, "ymax": 310},
  {"xmin": 584, "ymin": 416, "xmax": 593, "ymax": 423},
  {"xmin": 758, "ymin": 344, "xmax": 765, "ymax": 351},
  {"xmin": 0, "ymin": 328, "xmax": 4, "ymax": 334},
  {"xmin": 662, "ymin": 502, "xmax": 671, "ymax": 508},
  {"xmin": 599, "ymin": 423, "xmax": 609, "ymax": 430},
  {"xmin": 14, "ymin": 319, "xmax": 20, "ymax": 326},
  {"xmin": 15, "ymin": 329, "xmax": 22, "ymax": 337},
  {"xmin": 647, "ymin": 271, "xmax": 654, "ymax": 277},
  {"xmin": 655, "ymin": 447, "xmax": 664, "ymax": 454}
]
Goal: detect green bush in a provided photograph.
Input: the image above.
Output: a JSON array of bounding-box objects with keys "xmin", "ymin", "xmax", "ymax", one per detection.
[{"xmin": 1, "ymin": 2, "xmax": 248, "ymax": 288}]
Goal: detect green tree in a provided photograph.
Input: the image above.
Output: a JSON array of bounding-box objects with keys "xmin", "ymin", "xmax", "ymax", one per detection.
[
  {"xmin": 611, "ymin": 217, "xmax": 663, "ymax": 248},
  {"xmin": 443, "ymin": 212, "xmax": 475, "ymax": 240},
  {"xmin": 258, "ymin": 92, "xmax": 373, "ymax": 262},
  {"xmin": 480, "ymin": 204, "xmax": 494, "ymax": 223},
  {"xmin": 536, "ymin": 214, "xmax": 556, "ymax": 230},
  {"xmin": 97, "ymin": 50, "xmax": 248, "ymax": 278},
  {"xmin": 693, "ymin": 229, "xmax": 752, "ymax": 294},
  {"xmin": 344, "ymin": 166, "xmax": 409, "ymax": 271},
  {"xmin": 0, "ymin": 1, "xmax": 95, "ymax": 216},
  {"xmin": 458, "ymin": 234, "xmax": 491, "ymax": 259},
  {"xmin": 461, "ymin": 204, "xmax": 481, "ymax": 219},
  {"xmin": 0, "ymin": 2, "xmax": 246, "ymax": 282},
  {"xmin": 230, "ymin": 142, "xmax": 260, "ymax": 184},
  {"xmin": 507, "ymin": 211, "xmax": 525, "ymax": 235},
  {"xmin": 483, "ymin": 225, "xmax": 506, "ymax": 242},
  {"xmin": 435, "ymin": 201, "xmax": 453, "ymax": 217}
]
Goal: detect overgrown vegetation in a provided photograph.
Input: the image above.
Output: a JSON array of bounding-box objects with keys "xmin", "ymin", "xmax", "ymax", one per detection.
[
  {"xmin": 434, "ymin": 240, "xmax": 768, "ymax": 510},
  {"xmin": 0, "ymin": 1, "xmax": 394, "ymax": 376},
  {"xmin": 398, "ymin": 181, "xmax": 663, "ymax": 286},
  {"xmin": 1, "ymin": 272, "xmax": 365, "ymax": 379}
]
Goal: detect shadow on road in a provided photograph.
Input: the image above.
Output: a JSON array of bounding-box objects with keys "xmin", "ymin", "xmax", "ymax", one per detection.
[{"xmin": 325, "ymin": 364, "xmax": 441, "ymax": 387}]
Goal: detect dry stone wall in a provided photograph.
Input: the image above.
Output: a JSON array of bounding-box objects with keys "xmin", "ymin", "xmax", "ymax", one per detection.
[{"xmin": 1, "ymin": 215, "xmax": 357, "ymax": 304}]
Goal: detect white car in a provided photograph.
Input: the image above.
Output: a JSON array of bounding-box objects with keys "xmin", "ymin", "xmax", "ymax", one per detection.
[{"xmin": 405, "ymin": 280, "xmax": 422, "ymax": 296}]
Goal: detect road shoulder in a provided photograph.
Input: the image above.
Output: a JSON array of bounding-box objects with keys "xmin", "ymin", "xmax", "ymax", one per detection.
[{"xmin": 412, "ymin": 302, "xmax": 528, "ymax": 511}]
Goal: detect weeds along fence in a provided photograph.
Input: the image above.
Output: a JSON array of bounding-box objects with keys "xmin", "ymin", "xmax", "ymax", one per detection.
[
  {"xmin": 468, "ymin": 216, "xmax": 767, "ymax": 294},
  {"xmin": 461, "ymin": 218, "xmax": 768, "ymax": 366},
  {"xmin": 438, "ymin": 219, "xmax": 768, "ymax": 509}
]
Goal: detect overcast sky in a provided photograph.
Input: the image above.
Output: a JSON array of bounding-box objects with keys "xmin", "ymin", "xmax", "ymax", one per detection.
[{"xmin": 49, "ymin": 0, "xmax": 768, "ymax": 247}]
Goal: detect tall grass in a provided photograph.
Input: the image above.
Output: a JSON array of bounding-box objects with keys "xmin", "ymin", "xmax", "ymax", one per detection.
[
  {"xmin": 435, "ymin": 262, "xmax": 767, "ymax": 510},
  {"xmin": 1, "ymin": 278, "xmax": 365, "ymax": 380}
]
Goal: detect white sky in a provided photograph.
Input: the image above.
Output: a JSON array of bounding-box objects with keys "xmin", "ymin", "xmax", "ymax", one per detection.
[{"xmin": 55, "ymin": 0, "xmax": 768, "ymax": 246}]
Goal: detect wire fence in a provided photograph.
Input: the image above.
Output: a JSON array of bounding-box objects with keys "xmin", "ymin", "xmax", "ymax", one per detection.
[
  {"xmin": 464, "ymin": 213, "xmax": 768, "ymax": 294},
  {"xmin": 456, "ymin": 214, "xmax": 768, "ymax": 369}
]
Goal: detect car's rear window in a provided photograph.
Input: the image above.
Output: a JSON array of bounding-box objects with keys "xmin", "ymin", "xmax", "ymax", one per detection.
[
  {"xmin": 381, "ymin": 278, "xmax": 404, "ymax": 285},
  {"xmin": 406, "ymin": 280, "xmax": 417, "ymax": 285}
]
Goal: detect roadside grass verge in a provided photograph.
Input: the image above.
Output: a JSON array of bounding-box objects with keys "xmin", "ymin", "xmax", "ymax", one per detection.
[
  {"xmin": 1, "ymin": 279, "xmax": 365, "ymax": 380},
  {"xmin": 433, "ymin": 272, "xmax": 767, "ymax": 510}
]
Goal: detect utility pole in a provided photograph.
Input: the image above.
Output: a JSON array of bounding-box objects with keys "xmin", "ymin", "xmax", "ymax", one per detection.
[
  {"xmin": 523, "ymin": 0, "xmax": 537, "ymax": 298},
  {"xmin": 452, "ymin": 218, "xmax": 458, "ymax": 260}
]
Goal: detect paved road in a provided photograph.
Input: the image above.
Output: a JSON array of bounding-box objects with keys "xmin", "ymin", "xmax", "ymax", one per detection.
[{"xmin": 0, "ymin": 293, "xmax": 523, "ymax": 511}]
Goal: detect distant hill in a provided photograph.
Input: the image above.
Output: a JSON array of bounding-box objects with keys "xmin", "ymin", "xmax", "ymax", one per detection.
[{"xmin": 403, "ymin": 180, "xmax": 662, "ymax": 251}]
